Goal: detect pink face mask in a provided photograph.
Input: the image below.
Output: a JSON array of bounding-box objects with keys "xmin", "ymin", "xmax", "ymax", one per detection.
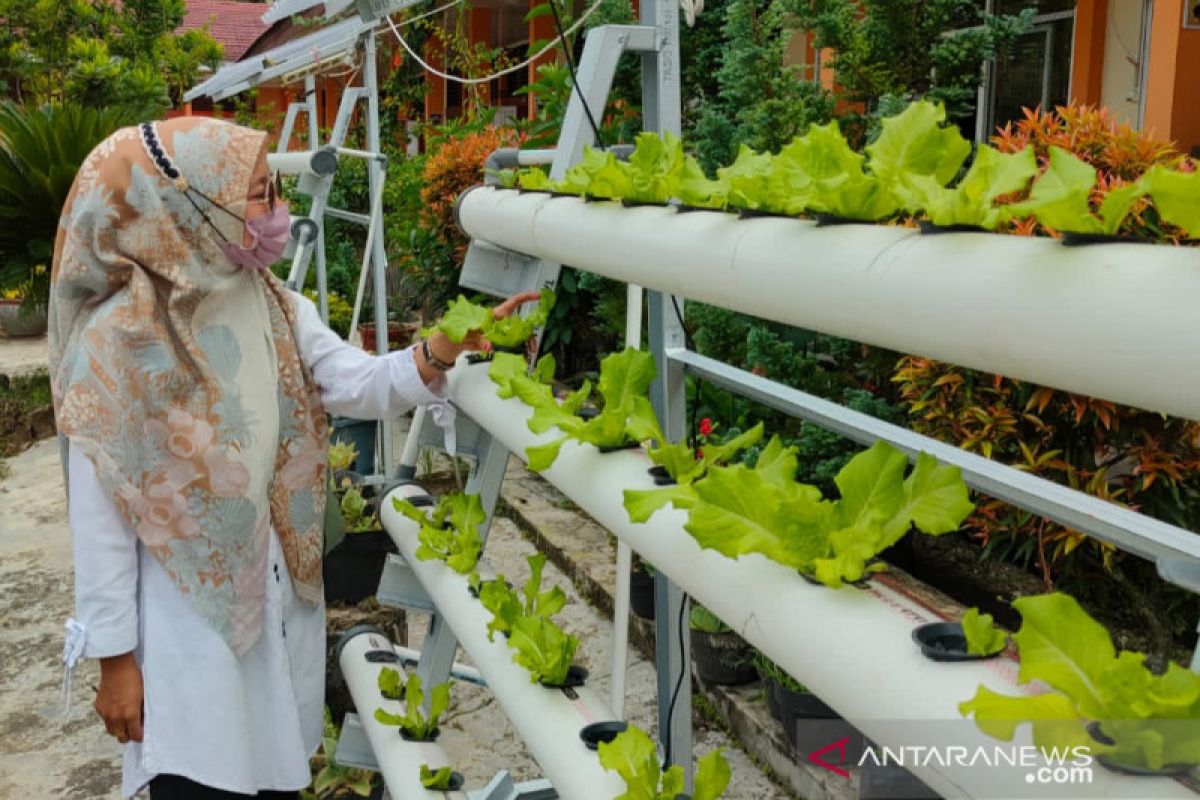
[{"xmin": 218, "ymin": 204, "xmax": 291, "ymax": 271}]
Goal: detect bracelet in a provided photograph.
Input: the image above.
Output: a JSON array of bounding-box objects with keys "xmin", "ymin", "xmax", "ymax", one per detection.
[{"xmin": 421, "ymin": 338, "xmax": 455, "ymax": 371}]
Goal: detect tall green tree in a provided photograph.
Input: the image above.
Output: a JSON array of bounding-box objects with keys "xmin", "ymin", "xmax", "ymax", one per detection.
[
  {"xmin": 0, "ymin": 0, "xmax": 221, "ymax": 114},
  {"xmin": 788, "ymin": 0, "xmax": 1032, "ymax": 132},
  {"xmin": 690, "ymin": 0, "xmax": 834, "ymax": 171}
]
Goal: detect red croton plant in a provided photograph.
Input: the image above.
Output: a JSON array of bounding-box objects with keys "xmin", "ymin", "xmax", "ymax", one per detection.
[{"xmin": 893, "ymin": 104, "xmax": 1200, "ymax": 587}]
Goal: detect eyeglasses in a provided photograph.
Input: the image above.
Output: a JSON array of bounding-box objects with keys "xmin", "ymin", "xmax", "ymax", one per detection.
[{"xmin": 247, "ymin": 172, "xmax": 284, "ymax": 213}]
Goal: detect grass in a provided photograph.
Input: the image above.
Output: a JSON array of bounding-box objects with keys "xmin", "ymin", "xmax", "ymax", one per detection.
[{"xmin": 0, "ymin": 367, "xmax": 53, "ymax": 456}]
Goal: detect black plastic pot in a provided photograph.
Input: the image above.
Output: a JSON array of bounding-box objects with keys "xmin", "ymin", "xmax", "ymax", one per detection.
[
  {"xmin": 799, "ymin": 570, "xmax": 873, "ymax": 589},
  {"xmin": 323, "ymin": 530, "xmax": 397, "ymax": 604},
  {"xmin": 621, "ymin": 198, "xmax": 668, "ymax": 208},
  {"xmin": 737, "ymin": 207, "xmax": 796, "ymax": 220},
  {"xmin": 540, "ymin": 664, "xmax": 589, "ymax": 689},
  {"xmin": 647, "ymin": 465, "xmax": 676, "ymax": 486},
  {"xmin": 674, "ymin": 203, "xmax": 728, "ymax": 214},
  {"xmin": 400, "ymin": 726, "xmax": 440, "ymax": 742},
  {"xmin": 758, "ymin": 673, "xmax": 784, "ymax": 722},
  {"xmin": 580, "ymin": 720, "xmax": 629, "ymax": 750},
  {"xmin": 424, "ymin": 770, "xmax": 466, "ymax": 791},
  {"xmin": 917, "ymin": 220, "xmax": 989, "ymax": 235},
  {"xmin": 630, "ymin": 567, "xmax": 656, "ymax": 620},
  {"xmin": 777, "ymin": 684, "xmax": 866, "ymax": 761},
  {"xmin": 911, "ymin": 621, "xmax": 1003, "ymax": 662},
  {"xmin": 815, "ymin": 212, "xmax": 872, "ymax": 227},
  {"xmin": 690, "ymin": 629, "xmax": 757, "ymax": 685},
  {"xmin": 1061, "ymin": 231, "xmax": 1142, "ymax": 247}
]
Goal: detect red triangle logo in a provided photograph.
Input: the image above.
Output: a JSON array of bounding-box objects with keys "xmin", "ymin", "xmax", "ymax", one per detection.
[{"xmin": 808, "ymin": 736, "xmax": 851, "ymax": 778}]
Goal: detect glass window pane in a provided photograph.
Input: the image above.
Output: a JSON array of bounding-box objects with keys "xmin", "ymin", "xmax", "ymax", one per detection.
[
  {"xmin": 989, "ymin": 18, "xmax": 1073, "ymax": 132},
  {"xmin": 996, "ymin": 0, "xmax": 1075, "ymax": 16}
]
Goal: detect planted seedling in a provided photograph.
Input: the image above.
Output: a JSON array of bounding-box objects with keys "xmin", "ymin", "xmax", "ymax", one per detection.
[
  {"xmin": 509, "ymin": 615, "xmax": 579, "ymax": 686},
  {"xmin": 306, "ymin": 707, "xmax": 376, "ymax": 799},
  {"xmin": 393, "ymin": 492, "xmax": 484, "ymax": 575},
  {"xmin": 421, "ymin": 289, "xmax": 555, "ymax": 350},
  {"xmin": 374, "ymin": 670, "xmax": 450, "ymax": 741},
  {"xmin": 961, "ymin": 608, "xmax": 1007, "ymax": 656},
  {"xmin": 624, "ymin": 438, "xmax": 973, "ymax": 588},
  {"xmin": 1141, "ymin": 165, "xmax": 1200, "ymax": 239},
  {"xmin": 647, "ymin": 421, "xmax": 765, "ymax": 486},
  {"xmin": 516, "ymin": 167, "xmax": 551, "ymax": 191},
  {"xmin": 598, "ymin": 725, "xmax": 731, "ymax": 800},
  {"xmin": 960, "ymin": 593, "xmax": 1200, "ymax": 774},
  {"xmin": 1003, "ymin": 146, "xmax": 1146, "ymax": 236},
  {"xmin": 377, "ymin": 665, "xmax": 405, "ymax": 701},
  {"xmin": 690, "ymin": 603, "xmax": 731, "ymax": 634},
  {"xmin": 419, "ymin": 764, "xmax": 462, "ymax": 790},
  {"xmin": 505, "ymin": 347, "xmax": 661, "ymax": 473},
  {"xmin": 901, "ymin": 145, "xmax": 1038, "ymax": 230},
  {"xmin": 478, "ymin": 553, "xmax": 568, "ymax": 642}
]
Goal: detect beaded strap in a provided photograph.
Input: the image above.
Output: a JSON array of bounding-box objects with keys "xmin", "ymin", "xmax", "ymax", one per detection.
[{"xmin": 139, "ymin": 122, "xmax": 189, "ymax": 191}]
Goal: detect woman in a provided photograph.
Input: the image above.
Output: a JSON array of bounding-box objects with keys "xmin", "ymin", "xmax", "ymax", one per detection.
[{"xmin": 49, "ymin": 116, "xmax": 536, "ymax": 799}]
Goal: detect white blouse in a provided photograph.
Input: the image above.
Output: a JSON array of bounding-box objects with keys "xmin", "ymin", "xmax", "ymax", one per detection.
[{"xmin": 66, "ymin": 292, "xmax": 447, "ymax": 798}]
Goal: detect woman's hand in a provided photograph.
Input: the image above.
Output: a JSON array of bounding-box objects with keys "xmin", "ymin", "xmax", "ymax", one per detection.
[{"xmin": 95, "ymin": 652, "xmax": 144, "ymax": 744}]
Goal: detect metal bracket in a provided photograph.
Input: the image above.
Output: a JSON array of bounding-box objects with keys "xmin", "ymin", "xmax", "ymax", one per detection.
[
  {"xmin": 469, "ymin": 772, "xmax": 557, "ymax": 800},
  {"xmin": 333, "ymin": 712, "xmax": 378, "ymax": 771},
  {"xmin": 460, "ymin": 240, "xmax": 544, "ymax": 300},
  {"xmin": 375, "ymin": 553, "xmax": 436, "ymax": 612}
]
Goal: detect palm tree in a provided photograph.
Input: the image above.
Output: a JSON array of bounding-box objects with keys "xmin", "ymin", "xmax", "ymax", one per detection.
[{"xmin": 0, "ymin": 102, "xmax": 139, "ymax": 308}]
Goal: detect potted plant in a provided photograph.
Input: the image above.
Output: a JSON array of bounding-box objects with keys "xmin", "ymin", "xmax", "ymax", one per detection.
[
  {"xmin": 0, "ymin": 275, "xmax": 48, "ymax": 338},
  {"xmin": 323, "ymin": 441, "xmax": 397, "ymax": 604},
  {"xmin": 629, "ymin": 557, "xmax": 656, "ymax": 620},
  {"xmin": 357, "ymin": 320, "xmax": 420, "ymax": 352},
  {"xmin": 753, "ymin": 654, "xmax": 865, "ymax": 760},
  {"xmin": 419, "ymin": 764, "xmax": 465, "ymax": 791},
  {"xmin": 689, "ymin": 603, "xmax": 756, "ymax": 686}
]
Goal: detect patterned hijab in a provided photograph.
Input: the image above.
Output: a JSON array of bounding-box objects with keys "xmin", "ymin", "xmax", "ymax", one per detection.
[{"xmin": 49, "ymin": 117, "xmax": 328, "ymax": 655}]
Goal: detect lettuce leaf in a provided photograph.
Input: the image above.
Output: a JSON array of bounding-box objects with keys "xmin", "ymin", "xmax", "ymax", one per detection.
[
  {"xmin": 1141, "ymin": 165, "xmax": 1200, "ymax": 238},
  {"xmin": 1004, "ymin": 146, "xmax": 1143, "ymax": 235},
  {"xmin": 517, "ymin": 167, "xmax": 552, "ymax": 191},
  {"xmin": 373, "ymin": 673, "xmax": 450, "ymax": 740},
  {"xmin": 787, "ymin": 121, "xmax": 899, "ymax": 221},
  {"xmin": 624, "ymin": 131, "xmax": 687, "ymax": 203},
  {"xmin": 395, "ymin": 492, "xmax": 485, "ymax": 575},
  {"xmin": 478, "ymin": 574, "xmax": 522, "ymax": 641},
  {"xmin": 866, "ymin": 100, "xmax": 971, "ymax": 196},
  {"xmin": 420, "ymin": 764, "xmax": 455, "ymax": 790},
  {"xmin": 716, "ymin": 146, "xmax": 805, "ymax": 214},
  {"xmin": 509, "ymin": 615, "xmax": 578, "ymax": 685},
  {"xmin": 904, "ymin": 145, "xmax": 1037, "ymax": 229},
  {"xmin": 521, "ymin": 552, "xmax": 567, "ymax": 620},
  {"xmin": 554, "ymin": 147, "xmax": 633, "ymax": 199},
  {"xmin": 677, "ymin": 155, "xmax": 728, "ymax": 209},
  {"xmin": 960, "ymin": 592, "xmax": 1200, "ymax": 771},
  {"xmin": 522, "ymin": 348, "xmax": 661, "ymax": 472},
  {"xmin": 598, "ymin": 726, "xmax": 730, "ymax": 800},
  {"xmin": 962, "ymin": 607, "xmax": 1007, "ymax": 656},
  {"xmin": 422, "ymin": 289, "xmax": 555, "ymax": 347}
]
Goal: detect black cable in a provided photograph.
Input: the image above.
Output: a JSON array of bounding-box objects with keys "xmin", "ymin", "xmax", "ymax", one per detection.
[
  {"xmin": 547, "ymin": 0, "xmax": 605, "ymax": 149},
  {"xmin": 661, "ymin": 589, "xmax": 689, "ymax": 765}
]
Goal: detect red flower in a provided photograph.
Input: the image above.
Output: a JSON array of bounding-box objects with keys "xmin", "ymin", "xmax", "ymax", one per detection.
[{"xmin": 698, "ymin": 417, "xmax": 713, "ymax": 437}]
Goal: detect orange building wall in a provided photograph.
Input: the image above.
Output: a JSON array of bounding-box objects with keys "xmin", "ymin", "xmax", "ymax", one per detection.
[
  {"xmin": 1069, "ymin": 0, "xmax": 1107, "ymax": 105},
  {"xmin": 1145, "ymin": 0, "xmax": 1200, "ymax": 152}
]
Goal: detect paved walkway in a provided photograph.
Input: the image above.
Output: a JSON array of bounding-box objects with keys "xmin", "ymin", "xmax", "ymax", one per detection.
[
  {"xmin": 0, "ymin": 334, "xmax": 48, "ymax": 378},
  {"xmin": 0, "ymin": 390, "xmax": 785, "ymax": 797}
]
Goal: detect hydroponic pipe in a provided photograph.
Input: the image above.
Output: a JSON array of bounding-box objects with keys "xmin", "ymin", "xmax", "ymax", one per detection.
[
  {"xmin": 380, "ymin": 485, "xmax": 629, "ymax": 800},
  {"xmin": 456, "ymin": 187, "xmax": 1200, "ymax": 422},
  {"xmin": 443, "ymin": 361, "xmax": 1195, "ymax": 800},
  {"xmin": 337, "ymin": 627, "xmax": 467, "ymax": 798}
]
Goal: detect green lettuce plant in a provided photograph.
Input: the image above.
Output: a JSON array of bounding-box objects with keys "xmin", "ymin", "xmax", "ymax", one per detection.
[
  {"xmin": 598, "ymin": 725, "xmax": 731, "ymax": 800},
  {"xmin": 625, "ymin": 438, "xmax": 974, "ymax": 587},
  {"xmin": 1141, "ymin": 166, "xmax": 1200, "ymax": 239},
  {"xmin": 499, "ymin": 348, "xmax": 660, "ymax": 473},
  {"xmin": 960, "ymin": 593, "xmax": 1200, "ymax": 772},
  {"xmin": 377, "ymin": 665, "xmax": 406, "ymax": 701},
  {"xmin": 622, "ymin": 131, "xmax": 688, "ymax": 203},
  {"xmin": 517, "ymin": 167, "xmax": 552, "ymax": 191},
  {"xmin": 419, "ymin": 764, "xmax": 456, "ymax": 790},
  {"xmin": 421, "ymin": 289, "xmax": 555, "ymax": 348},
  {"xmin": 647, "ymin": 421, "xmax": 765, "ymax": 485},
  {"xmin": 1003, "ymin": 146, "xmax": 1146, "ymax": 236},
  {"xmin": 961, "ymin": 607, "xmax": 1006, "ymax": 656},
  {"xmin": 901, "ymin": 145, "xmax": 1037, "ymax": 230},
  {"xmin": 476, "ymin": 553, "xmax": 568, "ymax": 641},
  {"xmin": 393, "ymin": 492, "xmax": 485, "ymax": 575},
  {"xmin": 374, "ymin": 670, "xmax": 450, "ymax": 741},
  {"xmin": 782, "ymin": 121, "xmax": 898, "ymax": 222},
  {"xmin": 554, "ymin": 148, "xmax": 634, "ymax": 199},
  {"xmin": 509, "ymin": 615, "xmax": 579, "ymax": 686}
]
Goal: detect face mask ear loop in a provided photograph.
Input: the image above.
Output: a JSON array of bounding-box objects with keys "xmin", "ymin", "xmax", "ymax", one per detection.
[{"xmin": 180, "ymin": 188, "xmax": 235, "ymax": 244}]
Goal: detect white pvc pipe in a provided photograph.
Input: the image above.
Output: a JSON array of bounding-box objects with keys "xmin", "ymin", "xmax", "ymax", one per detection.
[
  {"xmin": 338, "ymin": 629, "xmax": 467, "ymax": 798},
  {"xmin": 458, "ymin": 188, "xmax": 1200, "ymax": 422},
  {"xmin": 266, "ymin": 149, "xmax": 337, "ymax": 177},
  {"xmin": 444, "ymin": 360, "xmax": 1195, "ymax": 800},
  {"xmin": 380, "ymin": 485, "xmax": 628, "ymax": 800}
]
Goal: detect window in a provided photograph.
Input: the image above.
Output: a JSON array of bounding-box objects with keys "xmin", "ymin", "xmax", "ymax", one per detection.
[{"xmin": 974, "ymin": 1, "xmax": 1077, "ymax": 141}]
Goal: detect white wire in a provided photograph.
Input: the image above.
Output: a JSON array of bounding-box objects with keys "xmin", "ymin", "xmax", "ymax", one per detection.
[
  {"xmin": 395, "ymin": 0, "xmax": 466, "ymax": 26},
  {"xmin": 383, "ymin": 0, "xmax": 609, "ymax": 86}
]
